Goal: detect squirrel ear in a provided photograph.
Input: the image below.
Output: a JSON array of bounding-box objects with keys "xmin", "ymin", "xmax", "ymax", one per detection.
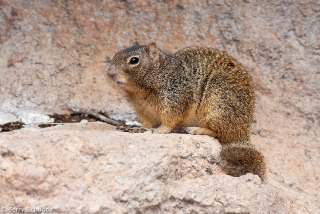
[
  {"xmin": 146, "ymin": 43, "xmax": 159, "ymax": 62},
  {"xmin": 132, "ymin": 41, "xmax": 140, "ymax": 47}
]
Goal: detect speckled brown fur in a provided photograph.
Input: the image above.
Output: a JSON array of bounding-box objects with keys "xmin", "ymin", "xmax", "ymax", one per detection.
[{"xmin": 107, "ymin": 42, "xmax": 266, "ymax": 182}]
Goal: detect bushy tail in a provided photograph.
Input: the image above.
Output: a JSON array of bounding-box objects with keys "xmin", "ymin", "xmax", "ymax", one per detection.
[{"xmin": 220, "ymin": 143, "xmax": 266, "ymax": 182}]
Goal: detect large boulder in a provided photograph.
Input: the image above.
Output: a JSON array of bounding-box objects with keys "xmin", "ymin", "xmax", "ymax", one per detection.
[{"xmin": 1, "ymin": 123, "xmax": 319, "ymax": 213}]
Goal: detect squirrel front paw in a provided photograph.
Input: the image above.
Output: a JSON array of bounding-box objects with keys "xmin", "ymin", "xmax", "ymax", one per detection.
[{"xmin": 151, "ymin": 126, "xmax": 172, "ymax": 134}]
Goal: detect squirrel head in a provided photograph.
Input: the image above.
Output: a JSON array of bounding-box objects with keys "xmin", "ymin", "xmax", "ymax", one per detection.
[{"xmin": 107, "ymin": 42, "xmax": 160, "ymax": 91}]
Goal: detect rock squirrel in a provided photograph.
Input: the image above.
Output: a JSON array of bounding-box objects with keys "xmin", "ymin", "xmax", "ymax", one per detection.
[{"xmin": 107, "ymin": 42, "xmax": 266, "ymax": 182}]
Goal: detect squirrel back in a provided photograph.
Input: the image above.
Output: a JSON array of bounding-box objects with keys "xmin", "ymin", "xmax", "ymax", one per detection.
[{"xmin": 108, "ymin": 42, "xmax": 266, "ymax": 182}]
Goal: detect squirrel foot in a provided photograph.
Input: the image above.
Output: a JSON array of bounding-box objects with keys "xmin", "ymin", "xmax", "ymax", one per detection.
[
  {"xmin": 152, "ymin": 126, "xmax": 172, "ymax": 134},
  {"xmin": 183, "ymin": 127, "xmax": 215, "ymax": 136}
]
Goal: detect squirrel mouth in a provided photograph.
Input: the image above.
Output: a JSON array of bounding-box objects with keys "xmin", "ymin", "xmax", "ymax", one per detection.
[{"xmin": 116, "ymin": 81, "xmax": 126, "ymax": 87}]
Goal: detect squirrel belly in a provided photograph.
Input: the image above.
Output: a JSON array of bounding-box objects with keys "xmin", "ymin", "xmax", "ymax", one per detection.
[{"xmin": 108, "ymin": 42, "xmax": 267, "ymax": 182}]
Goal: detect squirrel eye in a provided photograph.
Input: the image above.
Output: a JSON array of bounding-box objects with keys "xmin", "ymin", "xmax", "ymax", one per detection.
[{"xmin": 129, "ymin": 57, "xmax": 139, "ymax": 65}]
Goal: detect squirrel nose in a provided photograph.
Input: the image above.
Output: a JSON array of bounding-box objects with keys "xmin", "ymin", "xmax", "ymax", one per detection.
[{"xmin": 107, "ymin": 64, "xmax": 116, "ymax": 77}]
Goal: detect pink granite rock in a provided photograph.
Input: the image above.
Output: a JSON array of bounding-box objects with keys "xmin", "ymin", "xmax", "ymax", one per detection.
[{"xmin": 0, "ymin": 123, "xmax": 319, "ymax": 213}]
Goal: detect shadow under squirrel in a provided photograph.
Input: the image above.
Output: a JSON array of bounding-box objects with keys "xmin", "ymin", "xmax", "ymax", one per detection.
[{"xmin": 107, "ymin": 42, "xmax": 266, "ymax": 182}]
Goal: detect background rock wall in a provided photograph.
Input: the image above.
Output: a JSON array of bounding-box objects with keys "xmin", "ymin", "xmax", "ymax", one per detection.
[
  {"xmin": 1, "ymin": 1, "xmax": 319, "ymax": 120},
  {"xmin": 0, "ymin": 0, "xmax": 319, "ymax": 211}
]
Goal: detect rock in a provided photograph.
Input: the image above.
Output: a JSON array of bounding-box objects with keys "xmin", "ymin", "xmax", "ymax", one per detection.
[
  {"xmin": 7, "ymin": 52, "xmax": 28, "ymax": 67},
  {"xmin": 0, "ymin": 123, "xmax": 319, "ymax": 213},
  {"xmin": 14, "ymin": 108, "xmax": 53, "ymax": 125},
  {"xmin": 1, "ymin": 0, "xmax": 318, "ymax": 122},
  {"xmin": 0, "ymin": 111, "xmax": 18, "ymax": 125}
]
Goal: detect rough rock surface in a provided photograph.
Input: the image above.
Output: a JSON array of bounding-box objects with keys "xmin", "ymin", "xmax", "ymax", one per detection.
[
  {"xmin": 1, "ymin": 123, "xmax": 319, "ymax": 213},
  {"xmin": 0, "ymin": 111, "xmax": 17, "ymax": 125},
  {"xmin": 0, "ymin": 0, "xmax": 319, "ymax": 213}
]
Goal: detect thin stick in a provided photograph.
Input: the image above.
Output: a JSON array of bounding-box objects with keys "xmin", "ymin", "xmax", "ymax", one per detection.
[{"xmin": 81, "ymin": 111, "xmax": 121, "ymax": 126}]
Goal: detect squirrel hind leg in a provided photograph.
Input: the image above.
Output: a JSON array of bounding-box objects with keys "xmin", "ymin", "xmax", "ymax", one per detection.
[{"xmin": 220, "ymin": 143, "xmax": 267, "ymax": 182}]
